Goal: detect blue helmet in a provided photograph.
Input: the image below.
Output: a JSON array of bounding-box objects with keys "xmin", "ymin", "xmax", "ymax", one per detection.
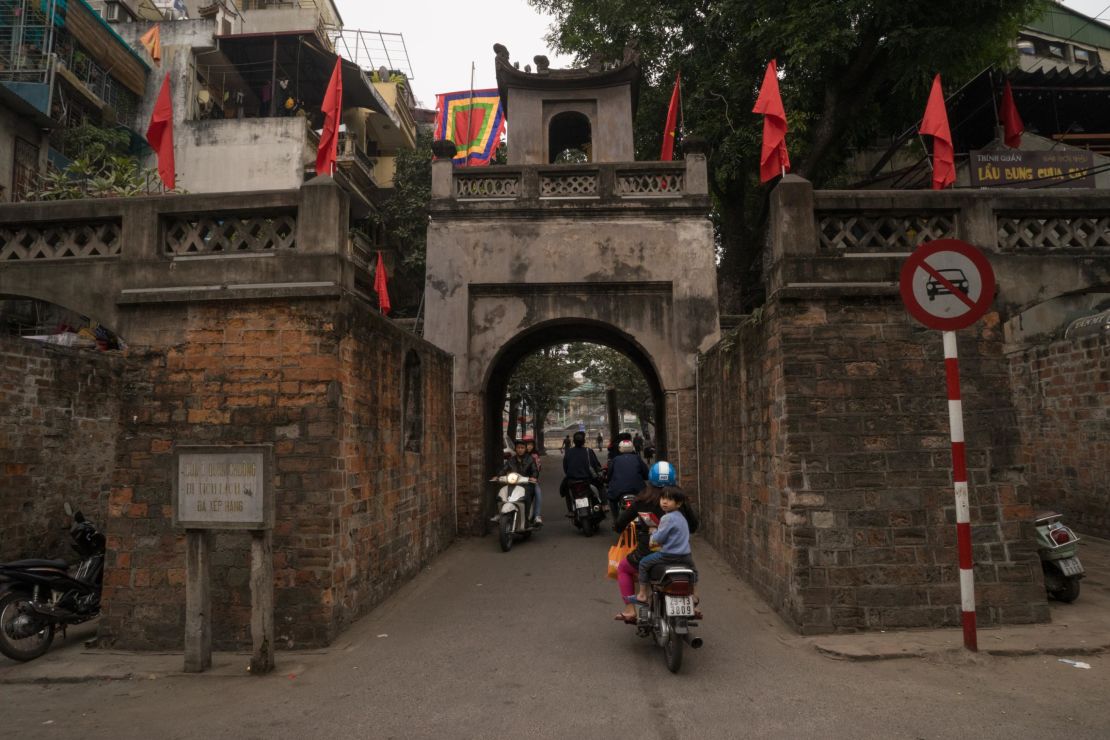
[{"xmin": 649, "ymin": 461, "xmax": 677, "ymax": 487}]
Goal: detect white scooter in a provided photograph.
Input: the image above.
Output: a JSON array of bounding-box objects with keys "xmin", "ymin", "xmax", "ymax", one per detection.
[{"xmin": 490, "ymin": 472, "xmax": 540, "ymax": 552}]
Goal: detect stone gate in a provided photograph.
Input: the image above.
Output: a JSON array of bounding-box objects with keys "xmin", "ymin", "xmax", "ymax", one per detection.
[{"xmin": 421, "ymin": 49, "xmax": 721, "ymax": 532}]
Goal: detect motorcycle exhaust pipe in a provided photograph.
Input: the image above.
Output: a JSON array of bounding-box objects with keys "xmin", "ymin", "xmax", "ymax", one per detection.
[{"xmin": 689, "ymin": 636, "xmax": 704, "ymax": 650}]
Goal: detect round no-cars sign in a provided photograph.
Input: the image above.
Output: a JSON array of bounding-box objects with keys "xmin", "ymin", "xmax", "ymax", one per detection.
[{"xmin": 899, "ymin": 239, "xmax": 995, "ymax": 331}]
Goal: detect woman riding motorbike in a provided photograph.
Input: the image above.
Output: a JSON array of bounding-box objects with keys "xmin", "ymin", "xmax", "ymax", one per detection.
[{"xmin": 613, "ymin": 461, "xmax": 698, "ymax": 623}]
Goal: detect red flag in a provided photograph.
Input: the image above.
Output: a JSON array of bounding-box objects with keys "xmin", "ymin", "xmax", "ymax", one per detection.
[
  {"xmin": 999, "ymin": 80, "xmax": 1023, "ymax": 149},
  {"xmin": 752, "ymin": 60, "xmax": 790, "ymax": 183},
  {"xmin": 145, "ymin": 73, "xmax": 175, "ymax": 190},
  {"xmin": 316, "ymin": 58, "xmax": 343, "ymax": 176},
  {"xmin": 919, "ymin": 74, "xmax": 955, "ymax": 190},
  {"xmin": 660, "ymin": 73, "xmax": 680, "ymax": 161},
  {"xmin": 374, "ymin": 251, "xmax": 391, "ymax": 316}
]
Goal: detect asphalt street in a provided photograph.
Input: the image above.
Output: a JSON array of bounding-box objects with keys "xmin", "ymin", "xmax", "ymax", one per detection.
[{"xmin": 2, "ymin": 457, "xmax": 1108, "ymax": 739}]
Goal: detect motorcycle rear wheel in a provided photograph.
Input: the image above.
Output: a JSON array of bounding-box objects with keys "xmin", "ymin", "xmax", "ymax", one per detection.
[
  {"xmin": 583, "ymin": 518, "xmax": 598, "ymax": 537},
  {"xmin": 663, "ymin": 620, "xmax": 684, "ymax": 673},
  {"xmin": 1055, "ymin": 577, "xmax": 1081, "ymax": 603},
  {"xmin": 0, "ymin": 591, "xmax": 55, "ymax": 662},
  {"xmin": 499, "ymin": 514, "xmax": 514, "ymax": 552}
]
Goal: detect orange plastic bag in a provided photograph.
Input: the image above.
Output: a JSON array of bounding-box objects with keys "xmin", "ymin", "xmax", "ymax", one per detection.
[{"xmin": 607, "ymin": 523, "xmax": 637, "ymax": 580}]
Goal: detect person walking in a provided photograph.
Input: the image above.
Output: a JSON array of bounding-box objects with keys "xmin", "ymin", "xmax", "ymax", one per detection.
[
  {"xmin": 561, "ymin": 435, "xmax": 571, "ymax": 455},
  {"xmin": 596, "ymin": 432, "xmax": 604, "ymax": 451}
]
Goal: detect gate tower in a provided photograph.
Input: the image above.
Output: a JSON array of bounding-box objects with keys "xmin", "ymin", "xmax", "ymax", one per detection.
[{"xmin": 423, "ymin": 45, "xmax": 720, "ymax": 532}]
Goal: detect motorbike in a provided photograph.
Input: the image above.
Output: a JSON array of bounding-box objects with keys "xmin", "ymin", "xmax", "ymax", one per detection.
[
  {"xmin": 633, "ymin": 561, "xmax": 703, "ymax": 673},
  {"xmin": 490, "ymin": 473, "xmax": 540, "ymax": 552},
  {"xmin": 564, "ymin": 478, "xmax": 606, "ymax": 536},
  {"xmin": 1035, "ymin": 511, "xmax": 1084, "ymax": 602},
  {"xmin": 0, "ymin": 503, "xmax": 106, "ymax": 662}
]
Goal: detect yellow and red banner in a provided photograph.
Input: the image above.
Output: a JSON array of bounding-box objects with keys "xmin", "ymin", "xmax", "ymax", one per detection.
[{"xmin": 434, "ymin": 89, "xmax": 505, "ymax": 166}]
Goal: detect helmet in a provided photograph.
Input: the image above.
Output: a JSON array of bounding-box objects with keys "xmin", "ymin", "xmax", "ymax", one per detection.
[
  {"xmin": 618, "ymin": 440, "xmax": 635, "ymax": 453},
  {"xmin": 649, "ymin": 461, "xmax": 677, "ymax": 487}
]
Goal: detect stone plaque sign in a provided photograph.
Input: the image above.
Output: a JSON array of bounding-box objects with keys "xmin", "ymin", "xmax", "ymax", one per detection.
[
  {"xmin": 969, "ymin": 149, "xmax": 1095, "ymax": 189},
  {"xmin": 173, "ymin": 446, "xmax": 273, "ymax": 530}
]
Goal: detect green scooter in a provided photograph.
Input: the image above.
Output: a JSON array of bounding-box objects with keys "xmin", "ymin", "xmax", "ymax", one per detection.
[{"xmin": 1035, "ymin": 512, "xmax": 1084, "ymax": 602}]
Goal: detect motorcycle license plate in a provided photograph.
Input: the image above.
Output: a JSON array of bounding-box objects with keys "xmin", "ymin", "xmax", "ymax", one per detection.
[
  {"xmin": 1058, "ymin": 557, "xmax": 1084, "ymax": 577},
  {"xmin": 665, "ymin": 595, "xmax": 695, "ymax": 617},
  {"xmin": 574, "ymin": 497, "xmax": 590, "ymax": 509}
]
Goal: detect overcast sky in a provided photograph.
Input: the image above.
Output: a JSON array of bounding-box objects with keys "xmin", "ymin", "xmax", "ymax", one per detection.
[{"xmin": 339, "ymin": 0, "xmax": 1109, "ymax": 109}]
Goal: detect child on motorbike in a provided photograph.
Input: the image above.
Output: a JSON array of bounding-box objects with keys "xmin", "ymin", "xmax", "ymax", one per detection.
[{"xmin": 635, "ymin": 488, "xmax": 697, "ymax": 605}]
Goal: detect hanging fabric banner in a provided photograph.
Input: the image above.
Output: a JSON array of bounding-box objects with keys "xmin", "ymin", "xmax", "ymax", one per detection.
[{"xmin": 433, "ymin": 89, "xmax": 506, "ymax": 166}]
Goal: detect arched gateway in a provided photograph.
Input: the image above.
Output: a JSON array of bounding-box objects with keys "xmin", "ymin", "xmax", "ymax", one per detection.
[{"xmin": 423, "ymin": 47, "xmax": 720, "ymax": 532}]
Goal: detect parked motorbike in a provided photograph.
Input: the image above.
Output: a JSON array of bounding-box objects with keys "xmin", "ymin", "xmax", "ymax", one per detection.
[
  {"xmin": 564, "ymin": 478, "xmax": 606, "ymax": 536},
  {"xmin": 633, "ymin": 561, "xmax": 703, "ymax": 673},
  {"xmin": 0, "ymin": 504, "xmax": 106, "ymax": 662},
  {"xmin": 1035, "ymin": 511, "xmax": 1084, "ymax": 602},
  {"xmin": 490, "ymin": 473, "xmax": 540, "ymax": 552}
]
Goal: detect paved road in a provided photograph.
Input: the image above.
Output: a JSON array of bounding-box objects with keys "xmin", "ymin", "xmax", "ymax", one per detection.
[{"xmin": 3, "ymin": 458, "xmax": 1109, "ymax": 739}]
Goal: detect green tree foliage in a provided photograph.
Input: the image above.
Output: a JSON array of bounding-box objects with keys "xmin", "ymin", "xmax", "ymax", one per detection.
[
  {"xmin": 531, "ymin": 0, "xmax": 1047, "ymax": 308},
  {"xmin": 376, "ymin": 128, "xmax": 433, "ymax": 272},
  {"xmin": 507, "ymin": 347, "xmax": 578, "ymax": 451},
  {"xmin": 568, "ymin": 343, "xmax": 655, "ymax": 434},
  {"xmin": 32, "ymin": 123, "xmax": 160, "ymax": 200}
]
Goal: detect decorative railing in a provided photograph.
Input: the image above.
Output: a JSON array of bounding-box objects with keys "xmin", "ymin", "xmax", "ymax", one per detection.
[
  {"xmin": 817, "ymin": 212, "xmax": 957, "ymax": 253},
  {"xmin": 0, "ymin": 220, "xmax": 122, "ymax": 260},
  {"xmin": 997, "ymin": 215, "xmax": 1110, "ymax": 252},
  {"xmin": 540, "ymin": 171, "xmax": 598, "ymax": 198},
  {"xmin": 454, "ymin": 173, "xmax": 522, "ymax": 200},
  {"xmin": 440, "ymin": 161, "xmax": 701, "ymax": 204},
  {"xmin": 163, "ymin": 212, "xmax": 298, "ymax": 256},
  {"xmin": 615, "ymin": 169, "xmax": 684, "ymax": 197}
]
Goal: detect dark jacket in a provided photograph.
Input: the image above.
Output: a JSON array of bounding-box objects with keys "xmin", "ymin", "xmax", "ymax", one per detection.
[
  {"xmin": 605, "ymin": 452, "xmax": 648, "ymax": 499},
  {"xmin": 500, "ymin": 454, "xmax": 538, "ymax": 479},
  {"xmin": 563, "ymin": 445, "xmax": 601, "ymax": 480}
]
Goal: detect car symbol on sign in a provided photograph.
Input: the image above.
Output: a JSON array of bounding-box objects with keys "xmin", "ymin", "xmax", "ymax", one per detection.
[{"xmin": 926, "ymin": 268, "xmax": 970, "ymax": 300}]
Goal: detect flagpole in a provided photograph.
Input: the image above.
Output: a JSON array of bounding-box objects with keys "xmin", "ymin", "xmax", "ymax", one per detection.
[{"xmin": 466, "ymin": 61, "xmax": 476, "ymax": 168}]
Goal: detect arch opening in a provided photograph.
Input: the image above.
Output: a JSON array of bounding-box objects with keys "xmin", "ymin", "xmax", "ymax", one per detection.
[
  {"xmin": 483, "ymin": 320, "xmax": 666, "ymax": 501},
  {"xmin": 548, "ymin": 111, "xmax": 592, "ymax": 164},
  {"xmin": 0, "ymin": 294, "xmax": 126, "ymax": 350}
]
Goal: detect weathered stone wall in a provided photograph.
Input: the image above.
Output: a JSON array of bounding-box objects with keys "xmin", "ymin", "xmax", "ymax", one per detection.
[
  {"xmin": 697, "ymin": 296, "xmax": 1048, "ymax": 633},
  {"xmin": 1009, "ymin": 335, "xmax": 1110, "ymax": 538},
  {"xmin": 98, "ymin": 296, "xmax": 455, "ymax": 650},
  {"xmin": 0, "ymin": 335, "xmax": 121, "ymax": 562},
  {"xmin": 696, "ymin": 308, "xmax": 791, "ymax": 615}
]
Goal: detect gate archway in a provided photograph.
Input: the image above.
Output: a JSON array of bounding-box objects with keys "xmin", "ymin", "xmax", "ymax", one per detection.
[{"xmin": 482, "ymin": 318, "xmax": 668, "ymax": 488}]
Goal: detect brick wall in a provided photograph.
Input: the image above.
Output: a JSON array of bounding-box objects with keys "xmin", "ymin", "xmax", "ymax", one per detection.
[
  {"xmin": 697, "ymin": 296, "xmax": 1048, "ymax": 633},
  {"xmin": 98, "ymin": 296, "xmax": 455, "ymax": 650},
  {"xmin": 0, "ymin": 335, "xmax": 122, "ymax": 562},
  {"xmin": 1009, "ymin": 335, "xmax": 1110, "ymax": 538}
]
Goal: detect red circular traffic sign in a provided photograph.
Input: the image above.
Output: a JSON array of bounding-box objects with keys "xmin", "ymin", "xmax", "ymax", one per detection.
[{"xmin": 899, "ymin": 239, "xmax": 995, "ymax": 331}]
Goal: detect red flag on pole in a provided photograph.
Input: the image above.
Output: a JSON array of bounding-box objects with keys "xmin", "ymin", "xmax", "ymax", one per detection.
[
  {"xmin": 660, "ymin": 73, "xmax": 681, "ymax": 161},
  {"xmin": 146, "ymin": 73, "xmax": 175, "ymax": 190},
  {"xmin": 316, "ymin": 58, "xmax": 343, "ymax": 176},
  {"xmin": 752, "ymin": 60, "xmax": 790, "ymax": 183},
  {"xmin": 999, "ymin": 80, "xmax": 1023, "ymax": 149},
  {"xmin": 919, "ymin": 74, "xmax": 955, "ymax": 190},
  {"xmin": 374, "ymin": 251, "xmax": 391, "ymax": 316}
]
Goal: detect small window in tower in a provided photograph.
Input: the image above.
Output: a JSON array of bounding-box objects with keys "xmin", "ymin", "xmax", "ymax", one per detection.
[
  {"xmin": 1016, "ymin": 40, "xmax": 1036, "ymax": 56},
  {"xmin": 1048, "ymin": 44, "xmax": 1065, "ymax": 59},
  {"xmin": 1074, "ymin": 48, "xmax": 1092, "ymax": 65},
  {"xmin": 548, "ymin": 111, "xmax": 592, "ymax": 164}
]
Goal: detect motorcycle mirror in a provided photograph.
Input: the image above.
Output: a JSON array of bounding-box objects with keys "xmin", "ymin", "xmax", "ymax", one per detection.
[{"xmin": 64, "ymin": 502, "xmax": 73, "ymax": 517}]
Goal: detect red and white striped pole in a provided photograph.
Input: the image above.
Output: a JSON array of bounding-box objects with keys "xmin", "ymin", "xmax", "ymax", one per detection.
[{"xmin": 944, "ymin": 330, "xmax": 977, "ymax": 652}]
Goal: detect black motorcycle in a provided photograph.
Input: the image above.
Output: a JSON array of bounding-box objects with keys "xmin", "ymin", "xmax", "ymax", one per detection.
[
  {"xmin": 0, "ymin": 504, "xmax": 106, "ymax": 662},
  {"xmin": 564, "ymin": 478, "xmax": 606, "ymax": 536},
  {"xmin": 634, "ymin": 562, "xmax": 703, "ymax": 673}
]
